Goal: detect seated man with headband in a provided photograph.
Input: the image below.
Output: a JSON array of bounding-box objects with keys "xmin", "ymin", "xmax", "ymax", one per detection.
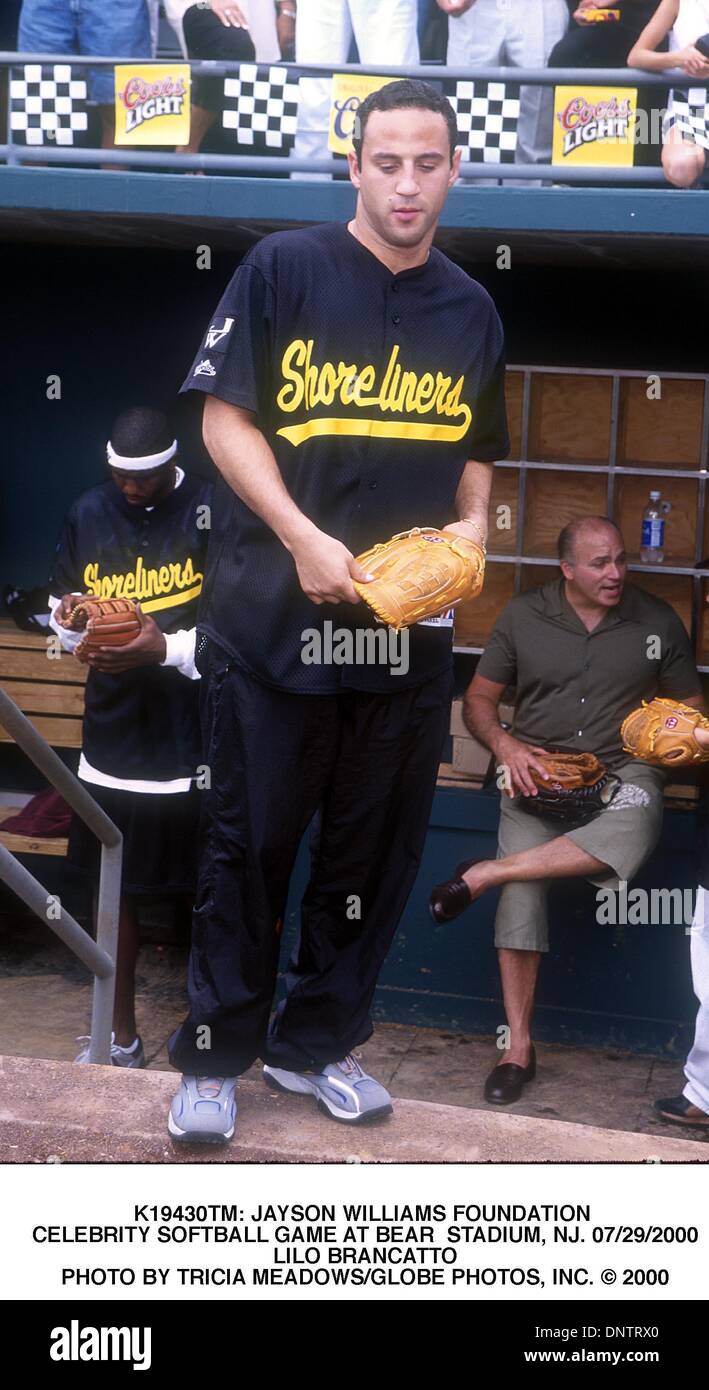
[{"xmin": 48, "ymin": 406, "xmax": 212, "ymax": 1067}]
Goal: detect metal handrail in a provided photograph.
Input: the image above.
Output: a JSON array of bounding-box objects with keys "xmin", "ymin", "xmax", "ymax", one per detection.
[
  {"xmin": 0, "ymin": 52, "xmax": 699, "ymax": 184},
  {"xmin": 0, "ymin": 686, "xmax": 121, "ymax": 1065},
  {"xmin": 0, "ymin": 53, "xmax": 689, "ymax": 83}
]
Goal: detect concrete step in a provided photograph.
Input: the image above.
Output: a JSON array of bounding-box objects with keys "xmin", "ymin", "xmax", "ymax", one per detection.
[{"xmin": 1, "ymin": 1054, "xmax": 707, "ymax": 1163}]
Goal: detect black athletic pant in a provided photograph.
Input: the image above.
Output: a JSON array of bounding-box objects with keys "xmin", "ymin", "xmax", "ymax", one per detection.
[
  {"xmin": 182, "ymin": 3, "xmax": 255, "ymax": 113},
  {"xmin": 168, "ymin": 652, "xmax": 452, "ymax": 1077}
]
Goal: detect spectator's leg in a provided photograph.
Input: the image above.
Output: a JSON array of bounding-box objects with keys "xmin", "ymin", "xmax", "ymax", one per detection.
[
  {"xmin": 180, "ymin": 4, "xmax": 256, "ymax": 158},
  {"xmin": 17, "ymin": 0, "xmax": 77, "ymax": 54},
  {"xmin": 352, "ymin": 0, "xmax": 419, "ymax": 67},
  {"xmin": 548, "ymin": 19, "xmax": 635, "ymax": 71},
  {"xmin": 445, "ymin": 0, "xmax": 504, "ymax": 68},
  {"xmin": 293, "ymin": 0, "xmax": 352, "ymax": 178},
  {"xmin": 684, "ymin": 887, "xmax": 709, "ymax": 1117},
  {"xmin": 78, "ymin": 0, "xmax": 153, "ymax": 151},
  {"xmin": 15, "ymin": 0, "xmax": 77, "ymax": 166},
  {"xmin": 662, "ymin": 127, "xmax": 706, "ymax": 189},
  {"xmin": 507, "ymin": 0, "xmax": 569, "ymax": 173},
  {"xmin": 445, "ymin": 0, "xmax": 506, "ymax": 187}
]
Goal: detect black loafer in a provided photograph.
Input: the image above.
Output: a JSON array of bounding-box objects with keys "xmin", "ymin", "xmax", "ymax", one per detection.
[
  {"xmin": 429, "ymin": 859, "xmax": 480, "ymax": 924},
  {"xmin": 654, "ymin": 1094, "xmax": 709, "ymax": 1127},
  {"xmin": 484, "ymin": 1047, "xmax": 537, "ymax": 1105}
]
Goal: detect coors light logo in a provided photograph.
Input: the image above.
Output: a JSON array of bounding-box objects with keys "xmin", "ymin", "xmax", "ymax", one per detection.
[
  {"xmin": 119, "ymin": 74, "xmax": 187, "ymax": 133},
  {"xmin": 557, "ymin": 95, "xmax": 632, "ymax": 157}
]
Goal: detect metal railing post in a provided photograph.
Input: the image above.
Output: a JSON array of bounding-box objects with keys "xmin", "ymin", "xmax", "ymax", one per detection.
[
  {"xmin": 4, "ymin": 51, "xmax": 16, "ymax": 167},
  {"xmin": 0, "ymin": 687, "xmax": 122, "ymax": 1066},
  {"xmin": 89, "ymin": 837, "xmax": 122, "ymax": 1065}
]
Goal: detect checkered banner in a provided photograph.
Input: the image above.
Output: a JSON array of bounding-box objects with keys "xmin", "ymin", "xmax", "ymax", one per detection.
[
  {"xmin": 221, "ymin": 64, "xmax": 300, "ymax": 151},
  {"xmin": 10, "ymin": 63, "xmax": 88, "ymax": 146},
  {"xmin": 444, "ymin": 79, "xmax": 521, "ymax": 164},
  {"xmin": 665, "ymin": 86, "xmax": 709, "ymax": 151}
]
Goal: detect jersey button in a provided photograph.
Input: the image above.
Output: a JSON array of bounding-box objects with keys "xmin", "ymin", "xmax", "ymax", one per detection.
[
  {"xmin": 368, "ymin": 480, "xmax": 378, "ymax": 490},
  {"xmin": 392, "ymin": 314, "xmax": 401, "ymax": 325}
]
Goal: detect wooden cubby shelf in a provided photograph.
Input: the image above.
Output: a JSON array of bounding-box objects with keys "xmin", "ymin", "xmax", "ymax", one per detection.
[{"xmin": 455, "ymin": 365, "xmax": 709, "ymax": 684}]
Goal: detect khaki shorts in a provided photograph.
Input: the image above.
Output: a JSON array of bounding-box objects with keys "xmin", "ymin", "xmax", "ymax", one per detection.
[{"xmin": 494, "ymin": 760, "xmax": 666, "ymax": 954}]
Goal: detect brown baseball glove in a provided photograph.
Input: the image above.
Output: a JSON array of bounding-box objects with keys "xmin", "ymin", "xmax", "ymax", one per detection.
[
  {"xmin": 620, "ymin": 698, "xmax": 709, "ymax": 767},
  {"xmin": 352, "ymin": 527, "xmax": 485, "ymax": 631},
  {"xmin": 519, "ymin": 750, "xmax": 621, "ymax": 824},
  {"xmin": 62, "ymin": 597, "xmax": 143, "ymax": 660}
]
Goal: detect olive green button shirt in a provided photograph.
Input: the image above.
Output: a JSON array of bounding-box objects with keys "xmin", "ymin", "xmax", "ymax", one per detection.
[{"xmin": 477, "ymin": 578, "xmax": 700, "ymax": 768}]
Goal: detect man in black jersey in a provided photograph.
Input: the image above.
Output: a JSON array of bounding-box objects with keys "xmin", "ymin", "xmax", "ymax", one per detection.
[
  {"xmin": 48, "ymin": 407, "xmax": 212, "ymax": 1068},
  {"xmin": 167, "ymin": 80, "xmax": 510, "ymax": 1143}
]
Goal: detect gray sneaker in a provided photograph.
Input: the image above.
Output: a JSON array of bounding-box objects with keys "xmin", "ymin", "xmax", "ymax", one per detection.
[
  {"xmin": 263, "ymin": 1053, "xmax": 393, "ymax": 1124},
  {"xmin": 168, "ymin": 1076, "xmax": 238, "ymax": 1144},
  {"xmin": 74, "ymin": 1033, "xmax": 145, "ymax": 1069}
]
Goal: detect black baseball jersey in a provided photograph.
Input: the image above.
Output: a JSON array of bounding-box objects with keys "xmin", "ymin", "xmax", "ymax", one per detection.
[
  {"xmin": 48, "ymin": 472, "xmax": 213, "ymax": 781},
  {"xmin": 182, "ymin": 221, "xmax": 509, "ymax": 693}
]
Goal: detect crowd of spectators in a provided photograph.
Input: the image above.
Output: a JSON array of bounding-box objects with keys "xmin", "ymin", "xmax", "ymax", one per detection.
[{"xmin": 5, "ymin": 1, "xmax": 709, "ymax": 183}]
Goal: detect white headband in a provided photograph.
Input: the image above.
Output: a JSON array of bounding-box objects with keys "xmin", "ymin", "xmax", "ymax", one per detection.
[{"xmin": 106, "ymin": 438, "xmax": 178, "ymax": 472}]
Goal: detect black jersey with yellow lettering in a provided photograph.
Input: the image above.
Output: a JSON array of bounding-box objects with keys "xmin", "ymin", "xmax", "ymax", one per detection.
[
  {"xmin": 182, "ymin": 220, "xmax": 509, "ymax": 693},
  {"xmin": 48, "ymin": 471, "xmax": 213, "ymax": 780}
]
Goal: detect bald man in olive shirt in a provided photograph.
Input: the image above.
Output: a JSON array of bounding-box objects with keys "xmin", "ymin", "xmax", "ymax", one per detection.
[{"xmin": 439, "ymin": 516, "xmax": 703, "ymax": 1105}]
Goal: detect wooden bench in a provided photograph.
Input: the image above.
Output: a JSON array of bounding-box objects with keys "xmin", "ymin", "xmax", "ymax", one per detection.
[{"xmin": 0, "ymin": 618, "xmax": 86, "ymax": 856}]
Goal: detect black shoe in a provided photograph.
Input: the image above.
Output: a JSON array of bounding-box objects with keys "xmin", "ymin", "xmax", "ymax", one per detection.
[
  {"xmin": 484, "ymin": 1046, "xmax": 537, "ymax": 1105},
  {"xmin": 429, "ymin": 859, "xmax": 480, "ymax": 924},
  {"xmin": 654, "ymin": 1094, "xmax": 709, "ymax": 1127}
]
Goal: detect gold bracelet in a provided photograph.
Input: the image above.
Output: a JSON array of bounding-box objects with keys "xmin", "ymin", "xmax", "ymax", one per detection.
[{"xmin": 458, "ymin": 517, "xmax": 487, "ymax": 551}]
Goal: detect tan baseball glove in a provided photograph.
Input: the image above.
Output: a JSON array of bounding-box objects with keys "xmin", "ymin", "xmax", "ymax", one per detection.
[
  {"xmin": 620, "ymin": 698, "xmax": 709, "ymax": 767},
  {"xmin": 61, "ymin": 597, "xmax": 143, "ymax": 660},
  {"xmin": 352, "ymin": 527, "xmax": 485, "ymax": 631},
  {"xmin": 520, "ymin": 750, "xmax": 621, "ymax": 824}
]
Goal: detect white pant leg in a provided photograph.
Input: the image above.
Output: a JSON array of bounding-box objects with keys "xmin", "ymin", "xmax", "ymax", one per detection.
[
  {"xmin": 445, "ymin": 0, "xmax": 505, "ymax": 67},
  {"xmin": 445, "ymin": 0, "xmax": 506, "ymax": 186},
  {"xmin": 684, "ymin": 885, "xmax": 709, "ymax": 1115},
  {"xmin": 293, "ymin": 0, "xmax": 353, "ymax": 174},
  {"xmin": 352, "ymin": 0, "xmax": 419, "ymax": 64},
  {"xmin": 506, "ymin": 0, "xmax": 568, "ymax": 168}
]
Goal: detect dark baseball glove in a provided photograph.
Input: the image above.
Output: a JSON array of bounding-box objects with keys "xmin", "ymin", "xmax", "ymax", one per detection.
[
  {"xmin": 518, "ymin": 750, "xmax": 621, "ymax": 825},
  {"xmin": 62, "ymin": 597, "xmax": 142, "ymax": 660}
]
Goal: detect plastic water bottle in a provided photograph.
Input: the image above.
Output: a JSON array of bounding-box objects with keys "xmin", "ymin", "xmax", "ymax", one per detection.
[{"xmin": 640, "ymin": 491, "xmax": 665, "ymax": 564}]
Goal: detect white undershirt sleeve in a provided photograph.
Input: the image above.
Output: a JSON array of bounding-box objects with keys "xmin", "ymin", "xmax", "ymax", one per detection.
[
  {"xmin": 161, "ymin": 627, "xmax": 200, "ymax": 681},
  {"xmin": 47, "ymin": 593, "xmax": 84, "ymax": 654}
]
